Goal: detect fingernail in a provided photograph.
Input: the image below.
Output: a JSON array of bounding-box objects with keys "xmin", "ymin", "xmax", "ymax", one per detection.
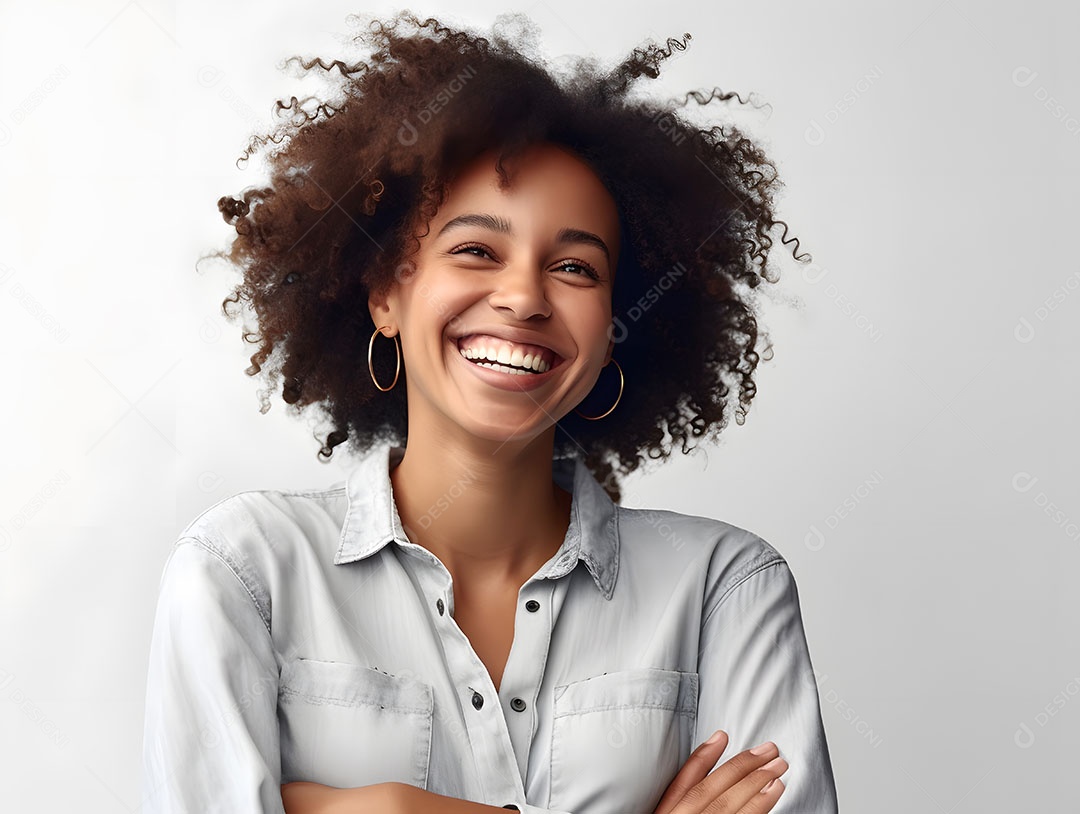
[
  {"xmin": 706, "ymin": 729, "xmax": 724, "ymax": 744},
  {"xmin": 760, "ymin": 778, "xmax": 778, "ymax": 793},
  {"xmin": 750, "ymin": 741, "xmax": 775, "ymax": 755},
  {"xmin": 761, "ymin": 756, "xmax": 786, "ymax": 772}
]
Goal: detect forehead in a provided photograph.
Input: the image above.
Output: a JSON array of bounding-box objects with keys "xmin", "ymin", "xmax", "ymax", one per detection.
[{"xmin": 435, "ymin": 143, "xmax": 620, "ymax": 235}]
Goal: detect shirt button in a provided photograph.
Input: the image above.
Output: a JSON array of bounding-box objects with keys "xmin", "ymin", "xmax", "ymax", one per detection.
[
  {"xmin": 510, "ymin": 697, "xmax": 526, "ymax": 712},
  {"xmin": 436, "ymin": 598, "xmax": 445, "ymax": 616},
  {"xmin": 471, "ymin": 691, "xmax": 484, "ymax": 710},
  {"xmin": 525, "ymin": 599, "xmax": 540, "ymax": 612}
]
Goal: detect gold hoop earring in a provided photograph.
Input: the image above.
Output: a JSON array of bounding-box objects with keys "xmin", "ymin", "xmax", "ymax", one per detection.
[
  {"xmin": 368, "ymin": 325, "xmax": 401, "ymax": 392},
  {"xmin": 574, "ymin": 358, "xmax": 623, "ymax": 420}
]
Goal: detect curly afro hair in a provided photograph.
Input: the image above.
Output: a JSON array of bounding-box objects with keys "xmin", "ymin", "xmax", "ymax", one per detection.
[{"xmin": 208, "ymin": 10, "xmax": 810, "ymax": 503}]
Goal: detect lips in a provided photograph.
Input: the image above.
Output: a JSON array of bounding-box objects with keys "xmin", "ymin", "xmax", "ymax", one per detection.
[{"xmin": 449, "ymin": 333, "xmax": 564, "ymax": 392}]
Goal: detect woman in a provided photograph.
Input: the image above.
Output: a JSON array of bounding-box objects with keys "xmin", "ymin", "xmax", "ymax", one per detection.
[{"xmin": 142, "ymin": 11, "xmax": 838, "ymax": 814}]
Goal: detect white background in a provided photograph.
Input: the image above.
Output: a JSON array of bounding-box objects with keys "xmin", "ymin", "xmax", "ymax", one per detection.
[{"xmin": 1, "ymin": 0, "xmax": 1077, "ymax": 810}]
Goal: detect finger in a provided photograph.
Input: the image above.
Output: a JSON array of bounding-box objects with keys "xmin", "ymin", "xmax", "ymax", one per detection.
[
  {"xmin": 668, "ymin": 741, "xmax": 784, "ymax": 814},
  {"xmin": 705, "ymin": 755, "xmax": 788, "ymax": 814},
  {"xmin": 737, "ymin": 777, "xmax": 786, "ymax": 813},
  {"xmin": 653, "ymin": 730, "xmax": 729, "ymax": 814}
]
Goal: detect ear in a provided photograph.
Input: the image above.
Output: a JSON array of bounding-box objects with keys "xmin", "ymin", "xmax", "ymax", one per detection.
[
  {"xmin": 602, "ymin": 337, "xmax": 615, "ymax": 366},
  {"xmin": 368, "ymin": 285, "xmax": 397, "ymax": 335},
  {"xmin": 369, "ymin": 255, "xmax": 418, "ymax": 333}
]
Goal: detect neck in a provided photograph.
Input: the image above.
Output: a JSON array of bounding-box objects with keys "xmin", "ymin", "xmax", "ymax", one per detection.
[{"xmin": 389, "ymin": 426, "xmax": 572, "ymax": 592}]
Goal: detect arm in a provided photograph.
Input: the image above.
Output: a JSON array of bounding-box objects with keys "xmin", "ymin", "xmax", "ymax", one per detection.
[
  {"xmin": 696, "ymin": 557, "xmax": 839, "ymax": 813},
  {"xmin": 142, "ymin": 538, "xmax": 285, "ymax": 813},
  {"xmin": 281, "ymin": 782, "xmax": 572, "ymax": 814}
]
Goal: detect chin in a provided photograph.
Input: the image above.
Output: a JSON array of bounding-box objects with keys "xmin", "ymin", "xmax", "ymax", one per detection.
[{"xmin": 454, "ymin": 412, "xmax": 553, "ymax": 445}]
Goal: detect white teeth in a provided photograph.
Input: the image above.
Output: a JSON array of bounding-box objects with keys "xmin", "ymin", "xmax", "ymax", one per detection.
[{"xmin": 458, "ymin": 339, "xmax": 551, "ymax": 373}]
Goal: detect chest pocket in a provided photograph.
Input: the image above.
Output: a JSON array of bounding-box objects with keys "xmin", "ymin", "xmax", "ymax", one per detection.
[
  {"xmin": 549, "ymin": 667, "xmax": 698, "ymax": 813},
  {"xmin": 278, "ymin": 657, "xmax": 434, "ymax": 789}
]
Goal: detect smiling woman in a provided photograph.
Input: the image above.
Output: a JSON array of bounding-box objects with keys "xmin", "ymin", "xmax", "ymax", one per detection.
[
  {"xmin": 375, "ymin": 142, "xmax": 621, "ymax": 433},
  {"xmin": 141, "ymin": 9, "xmax": 838, "ymax": 814}
]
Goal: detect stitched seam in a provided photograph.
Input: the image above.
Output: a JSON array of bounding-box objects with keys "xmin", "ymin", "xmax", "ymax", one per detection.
[
  {"xmin": 275, "ymin": 486, "xmax": 346, "ymax": 499},
  {"xmin": 278, "ymin": 686, "xmax": 430, "ymax": 714},
  {"xmin": 178, "ymin": 488, "xmax": 336, "ymax": 538},
  {"xmin": 701, "ymin": 558, "xmax": 785, "ymax": 629},
  {"xmin": 176, "ymin": 536, "xmax": 272, "ymax": 637},
  {"xmin": 609, "ymin": 504, "xmax": 620, "ymax": 599},
  {"xmin": 553, "ymin": 703, "xmax": 697, "ymax": 718}
]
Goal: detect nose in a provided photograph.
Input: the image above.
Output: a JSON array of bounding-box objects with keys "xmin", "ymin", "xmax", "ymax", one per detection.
[{"xmin": 487, "ymin": 261, "xmax": 552, "ymax": 321}]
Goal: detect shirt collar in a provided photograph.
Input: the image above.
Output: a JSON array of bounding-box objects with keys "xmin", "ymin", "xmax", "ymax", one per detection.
[{"xmin": 334, "ymin": 441, "xmax": 619, "ymax": 600}]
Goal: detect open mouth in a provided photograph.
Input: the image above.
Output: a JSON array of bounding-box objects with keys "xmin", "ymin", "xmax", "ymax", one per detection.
[{"xmin": 454, "ymin": 336, "xmax": 565, "ymax": 376}]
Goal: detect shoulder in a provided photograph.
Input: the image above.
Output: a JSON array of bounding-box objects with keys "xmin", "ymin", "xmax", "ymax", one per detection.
[
  {"xmin": 169, "ymin": 480, "xmax": 349, "ymax": 591},
  {"xmin": 616, "ymin": 504, "xmax": 791, "ymax": 610},
  {"xmin": 179, "ymin": 481, "xmax": 348, "ymax": 548}
]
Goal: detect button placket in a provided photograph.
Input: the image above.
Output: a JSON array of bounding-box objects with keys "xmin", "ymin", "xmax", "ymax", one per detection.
[
  {"xmin": 494, "ymin": 582, "xmax": 563, "ymax": 785},
  {"xmin": 460, "ymin": 680, "xmax": 522, "ymax": 804},
  {"xmin": 404, "ymin": 546, "xmax": 523, "ymax": 804},
  {"xmin": 449, "ymin": 621, "xmax": 521, "ymax": 804}
]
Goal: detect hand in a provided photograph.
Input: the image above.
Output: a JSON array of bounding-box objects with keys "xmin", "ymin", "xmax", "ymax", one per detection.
[{"xmin": 652, "ymin": 730, "xmax": 787, "ymax": 814}]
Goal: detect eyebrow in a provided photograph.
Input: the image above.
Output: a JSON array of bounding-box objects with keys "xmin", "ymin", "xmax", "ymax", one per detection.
[{"xmin": 437, "ymin": 213, "xmax": 611, "ymax": 264}]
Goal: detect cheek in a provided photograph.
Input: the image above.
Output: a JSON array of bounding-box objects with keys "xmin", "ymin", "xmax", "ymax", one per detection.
[
  {"xmin": 539, "ymin": 291, "xmax": 610, "ymax": 355},
  {"xmin": 404, "ymin": 275, "xmax": 473, "ymax": 332},
  {"xmin": 581, "ymin": 301, "xmax": 614, "ymax": 346}
]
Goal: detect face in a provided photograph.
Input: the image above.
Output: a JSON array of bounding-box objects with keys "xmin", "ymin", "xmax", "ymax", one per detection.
[{"xmin": 369, "ymin": 141, "xmax": 621, "ymax": 444}]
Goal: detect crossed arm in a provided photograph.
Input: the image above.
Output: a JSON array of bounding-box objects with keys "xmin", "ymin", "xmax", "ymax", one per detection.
[
  {"xmin": 144, "ymin": 539, "xmax": 835, "ymax": 813},
  {"xmin": 278, "ymin": 730, "xmax": 798, "ymax": 814},
  {"xmin": 280, "ymin": 781, "xmax": 524, "ymax": 813}
]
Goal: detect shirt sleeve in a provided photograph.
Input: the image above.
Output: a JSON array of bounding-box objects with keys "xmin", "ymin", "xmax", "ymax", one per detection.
[
  {"xmin": 695, "ymin": 558, "xmax": 838, "ymax": 812},
  {"xmin": 141, "ymin": 537, "xmax": 285, "ymax": 813}
]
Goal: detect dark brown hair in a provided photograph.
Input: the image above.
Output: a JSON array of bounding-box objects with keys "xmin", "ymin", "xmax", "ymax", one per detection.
[{"xmin": 208, "ymin": 10, "xmax": 809, "ymax": 502}]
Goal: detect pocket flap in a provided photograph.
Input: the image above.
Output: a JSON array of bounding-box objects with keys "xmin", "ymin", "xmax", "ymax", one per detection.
[
  {"xmin": 553, "ymin": 667, "xmax": 698, "ymax": 717},
  {"xmin": 280, "ymin": 657, "xmax": 433, "ymax": 716}
]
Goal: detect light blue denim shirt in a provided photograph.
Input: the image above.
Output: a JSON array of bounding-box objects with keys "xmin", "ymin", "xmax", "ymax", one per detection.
[{"xmin": 142, "ymin": 442, "xmax": 838, "ymax": 813}]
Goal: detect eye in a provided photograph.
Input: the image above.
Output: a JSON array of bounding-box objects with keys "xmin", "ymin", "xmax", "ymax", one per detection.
[
  {"xmin": 553, "ymin": 260, "xmax": 601, "ymax": 281},
  {"xmin": 448, "ymin": 242, "xmax": 601, "ymax": 281},
  {"xmin": 449, "ymin": 242, "xmax": 495, "ymax": 260}
]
